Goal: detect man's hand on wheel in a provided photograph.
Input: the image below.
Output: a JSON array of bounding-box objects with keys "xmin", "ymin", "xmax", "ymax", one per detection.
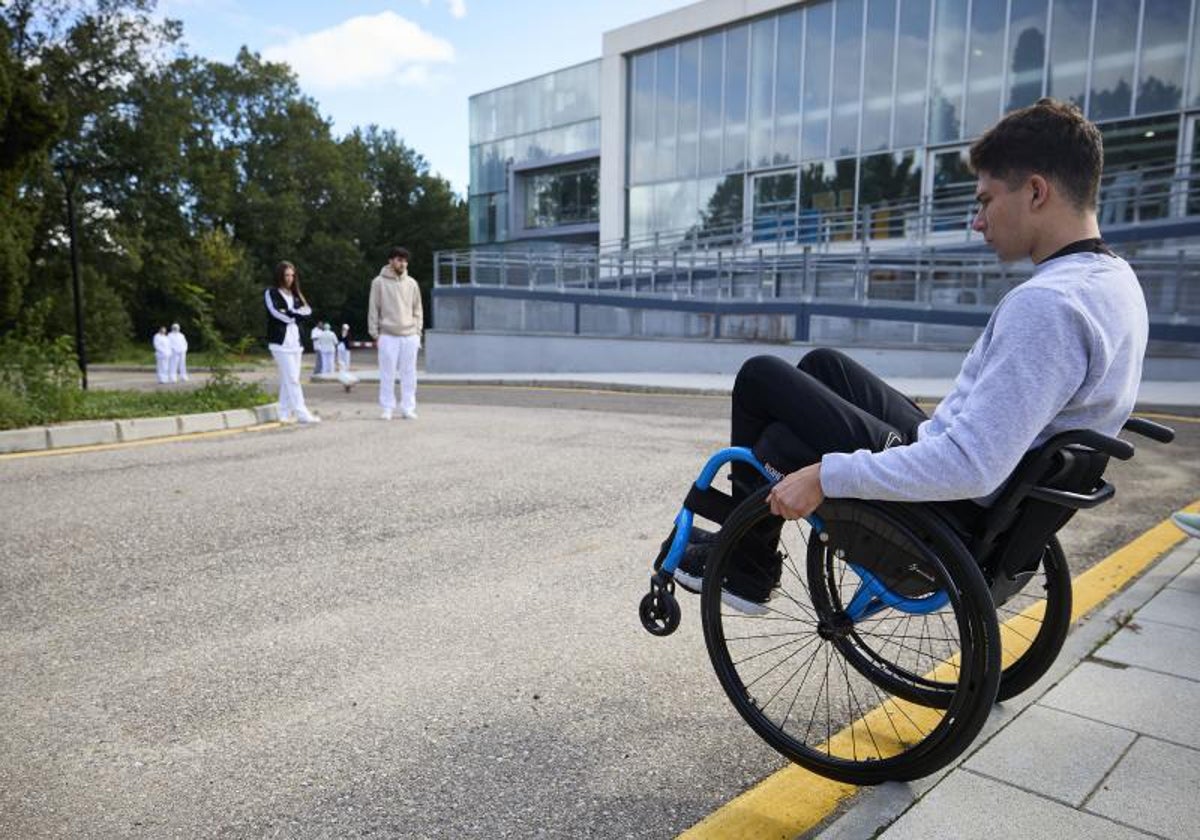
[{"xmin": 767, "ymin": 463, "xmax": 825, "ymax": 520}]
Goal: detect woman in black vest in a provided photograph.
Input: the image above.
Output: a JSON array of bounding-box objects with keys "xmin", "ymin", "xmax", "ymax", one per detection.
[{"xmin": 264, "ymin": 261, "xmax": 320, "ymax": 424}]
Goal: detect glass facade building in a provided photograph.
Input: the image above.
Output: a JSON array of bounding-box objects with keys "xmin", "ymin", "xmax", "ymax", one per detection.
[
  {"xmin": 468, "ymin": 0, "xmax": 1200, "ymax": 251},
  {"xmin": 469, "ymin": 60, "xmax": 601, "ymax": 245}
]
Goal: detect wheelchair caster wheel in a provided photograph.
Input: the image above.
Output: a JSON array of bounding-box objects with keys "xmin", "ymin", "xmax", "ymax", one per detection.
[{"xmin": 639, "ymin": 584, "xmax": 681, "ymax": 636}]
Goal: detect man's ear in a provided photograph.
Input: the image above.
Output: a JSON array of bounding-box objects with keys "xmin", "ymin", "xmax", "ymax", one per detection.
[{"xmin": 1029, "ymin": 174, "xmax": 1049, "ymax": 208}]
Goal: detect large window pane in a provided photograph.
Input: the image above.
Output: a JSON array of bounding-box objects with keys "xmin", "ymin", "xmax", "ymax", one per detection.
[
  {"xmin": 1136, "ymin": 0, "xmax": 1189, "ymax": 114},
  {"xmin": 700, "ymin": 32, "xmax": 724, "ymax": 176},
  {"xmin": 677, "ymin": 39, "xmax": 701, "ymax": 179},
  {"xmin": 522, "ymin": 161, "xmax": 600, "ymax": 229},
  {"xmin": 749, "ymin": 17, "xmax": 776, "ymax": 168},
  {"xmin": 724, "ymin": 25, "xmax": 750, "ymax": 172},
  {"xmin": 1048, "ymin": 0, "xmax": 1092, "ymax": 108},
  {"xmin": 630, "ymin": 52, "xmax": 655, "ymax": 184},
  {"xmin": 929, "ymin": 0, "xmax": 967, "ymax": 143},
  {"xmin": 802, "ymin": 2, "xmax": 834, "ymax": 160},
  {"xmin": 1191, "ymin": 10, "xmax": 1200, "ymax": 107},
  {"xmin": 1089, "ymin": 0, "xmax": 1138, "ymax": 121},
  {"xmin": 697, "ymin": 173, "xmax": 745, "ymax": 239},
  {"xmin": 831, "ymin": 0, "xmax": 865, "ymax": 156},
  {"xmin": 655, "ymin": 46, "xmax": 678, "ymax": 181},
  {"xmin": 800, "ymin": 158, "xmax": 857, "ymax": 242},
  {"xmin": 654, "ymin": 180, "xmax": 698, "ymax": 239},
  {"xmin": 751, "ymin": 170, "xmax": 798, "ymax": 242},
  {"xmin": 628, "ymin": 185, "xmax": 653, "ymax": 242},
  {"xmin": 964, "ymin": 0, "xmax": 1006, "ymax": 136},
  {"xmin": 859, "ymin": 150, "xmax": 922, "ymax": 239},
  {"xmin": 1098, "ymin": 116, "xmax": 1178, "ymax": 226},
  {"xmin": 894, "ymin": 0, "xmax": 931, "ymax": 147},
  {"xmin": 930, "ymin": 147, "xmax": 974, "ymax": 232},
  {"xmin": 773, "ymin": 10, "xmax": 803, "ymax": 165},
  {"xmin": 861, "ymin": 0, "xmax": 897, "ymax": 152},
  {"xmin": 1007, "ymin": 0, "xmax": 1048, "ymax": 111}
]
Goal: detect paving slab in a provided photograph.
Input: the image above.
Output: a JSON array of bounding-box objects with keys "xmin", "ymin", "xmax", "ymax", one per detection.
[
  {"xmin": 46, "ymin": 421, "xmax": 118, "ymax": 448},
  {"xmin": 1135, "ymin": 586, "xmax": 1200, "ymax": 632},
  {"xmin": 176, "ymin": 411, "xmax": 227, "ymax": 434},
  {"xmin": 0, "ymin": 426, "xmax": 49, "ymax": 454},
  {"xmin": 878, "ymin": 770, "xmax": 1152, "ymax": 840},
  {"xmin": 222, "ymin": 408, "xmax": 259, "ymax": 429},
  {"xmin": 1040, "ymin": 662, "xmax": 1200, "ymax": 750},
  {"xmin": 116, "ymin": 416, "xmax": 180, "ymax": 442},
  {"xmin": 1100, "ymin": 619, "xmax": 1200, "ymax": 681},
  {"xmin": 1086, "ymin": 736, "xmax": 1200, "ymax": 840},
  {"xmin": 963, "ymin": 705, "xmax": 1136, "ymax": 807},
  {"xmin": 1169, "ymin": 558, "xmax": 1200, "ymax": 594}
]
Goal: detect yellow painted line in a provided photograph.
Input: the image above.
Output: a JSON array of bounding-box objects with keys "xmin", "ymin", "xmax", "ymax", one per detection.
[
  {"xmin": 677, "ymin": 501, "xmax": 1200, "ymax": 839},
  {"xmin": 0, "ymin": 423, "xmax": 283, "ymax": 461},
  {"xmin": 1131, "ymin": 411, "xmax": 1200, "ymax": 425}
]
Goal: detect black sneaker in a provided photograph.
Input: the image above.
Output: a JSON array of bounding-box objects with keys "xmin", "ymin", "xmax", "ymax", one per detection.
[
  {"xmin": 671, "ymin": 527, "xmax": 718, "ymax": 593},
  {"xmin": 674, "ymin": 542, "xmax": 782, "ymax": 616}
]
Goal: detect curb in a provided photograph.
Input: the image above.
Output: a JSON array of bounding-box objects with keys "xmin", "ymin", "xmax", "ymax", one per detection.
[{"xmin": 0, "ymin": 404, "xmax": 279, "ymax": 455}]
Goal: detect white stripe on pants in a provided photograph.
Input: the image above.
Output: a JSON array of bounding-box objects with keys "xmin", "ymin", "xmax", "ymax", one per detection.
[
  {"xmin": 270, "ymin": 346, "xmax": 310, "ymax": 420},
  {"xmin": 377, "ymin": 334, "xmax": 419, "ymax": 413}
]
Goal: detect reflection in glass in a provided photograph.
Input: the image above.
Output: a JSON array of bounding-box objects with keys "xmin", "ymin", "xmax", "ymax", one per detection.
[
  {"xmin": 655, "ymin": 180, "xmax": 699, "ymax": 240},
  {"xmin": 774, "ymin": 11, "xmax": 802, "ymax": 166},
  {"xmin": 1098, "ymin": 117, "xmax": 1178, "ymax": 226},
  {"xmin": 894, "ymin": 0, "xmax": 931, "ymax": 148},
  {"xmin": 678, "ymin": 39, "xmax": 701, "ymax": 179},
  {"xmin": 929, "ymin": 0, "xmax": 967, "ymax": 143},
  {"xmin": 724, "ymin": 25, "xmax": 750, "ymax": 172},
  {"xmin": 752, "ymin": 171, "xmax": 799, "ymax": 242},
  {"xmin": 695, "ymin": 174, "xmax": 745, "ymax": 240},
  {"xmin": 655, "ymin": 46, "xmax": 678, "ymax": 181},
  {"xmin": 1190, "ymin": 126, "xmax": 1200, "ymax": 216},
  {"xmin": 931, "ymin": 148, "xmax": 974, "ymax": 233},
  {"xmin": 964, "ymin": 0, "xmax": 1005, "ymax": 137},
  {"xmin": 628, "ymin": 185, "xmax": 653, "ymax": 242},
  {"xmin": 1006, "ymin": 0, "xmax": 1047, "ymax": 111},
  {"xmin": 1089, "ymin": 0, "xmax": 1138, "ymax": 121},
  {"xmin": 700, "ymin": 31, "xmax": 724, "ymax": 176},
  {"xmin": 1192, "ymin": 12, "xmax": 1200, "ymax": 108},
  {"xmin": 522, "ymin": 161, "xmax": 600, "ymax": 229},
  {"xmin": 803, "ymin": 2, "xmax": 833, "ymax": 160},
  {"xmin": 1136, "ymin": 0, "xmax": 1188, "ymax": 114},
  {"xmin": 800, "ymin": 158, "xmax": 857, "ymax": 242},
  {"xmin": 1048, "ymin": 0, "xmax": 1092, "ymax": 109},
  {"xmin": 862, "ymin": 0, "xmax": 897, "ymax": 153},
  {"xmin": 749, "ymin": 17, "xmax": 776, "ymax": 168},
  {"xmin": 630, "ymin": 52, "xmax": 655, "ymax": 184},
  {"xmin": 831, "ymin": 0, "xmax": 865, "ymax": 156},
  {"xmin": 858, "ymin": 151, "xmax": 922, "ymax": 239}
]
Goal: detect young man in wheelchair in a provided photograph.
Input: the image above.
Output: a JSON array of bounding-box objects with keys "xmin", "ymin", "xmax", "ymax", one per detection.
[{"xmin": 674, "ymin": 98, "xmax": 1148, "ymax": 615}]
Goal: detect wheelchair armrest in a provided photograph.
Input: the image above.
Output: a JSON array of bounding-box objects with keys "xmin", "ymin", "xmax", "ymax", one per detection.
[
  {"xmin": 1123, "ymin": 416, "xmax": 1175, "ymax": 444},
  {"xmin": 1037, "ymin": 429, "xmax": 1135, "ymax": 461},
  {"xmin": 1027, "ymin": 479, "xmax": 1116, "ymax": 510}
]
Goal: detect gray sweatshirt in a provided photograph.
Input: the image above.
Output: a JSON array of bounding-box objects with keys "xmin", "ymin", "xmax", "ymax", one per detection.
[{"xmin": 820, "ymin": 252, "xmax": 1148, "ymax": 503}]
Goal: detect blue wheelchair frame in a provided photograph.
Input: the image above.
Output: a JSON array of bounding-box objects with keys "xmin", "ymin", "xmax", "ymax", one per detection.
[{"xmin": 642, "ymin": 447, "xmax": 948, "ymax": 636}]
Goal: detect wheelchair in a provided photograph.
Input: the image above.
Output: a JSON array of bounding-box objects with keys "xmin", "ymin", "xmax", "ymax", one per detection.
[{"xmin": 639, "ymin": 416, "xmax": 1174, "ymax": 785}]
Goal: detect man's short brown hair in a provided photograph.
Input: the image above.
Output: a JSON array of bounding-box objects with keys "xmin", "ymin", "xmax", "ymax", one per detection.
[
  {"xmin": 389, "ymin": 246, "xmax": 410, "ymax": 261},
  {"xmin": 969, "ymin": 98, "xmax": 1104, "ymax": 212}
]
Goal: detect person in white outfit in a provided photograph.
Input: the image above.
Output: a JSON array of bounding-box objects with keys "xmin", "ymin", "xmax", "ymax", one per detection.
[
  {"xmin": 264, "ymin": 261, "xmax": 320, "ymax": 424},
  {"xmin": 310, "ymin": 321, "xmax": 326, "ymax": 375},
  {"xmin": 167, "ymin": 323, "xmax": 189, "ymax": 382},
  {"xmin": 152, "ymin": 327, "xmax": 171, "ymax": 384},
  {"xmin": 315, "ymin": 321, "xmax": 338, "ymax": 376},
  {"xmin": 336, "ymin": 323, "xmax": 352, "ymax": 371},
  {"xmin": 368, "ymin": 246, "xmax": 423, "ymax": 420}
]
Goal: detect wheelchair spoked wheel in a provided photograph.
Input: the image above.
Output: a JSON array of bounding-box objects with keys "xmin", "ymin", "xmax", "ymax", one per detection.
[
  {"xmin": 991, "ymin": 537, "xmax": 1071, "ymax": 701},
  {"xmin": 701, "ymin": 491, "xmax": 1000, "ymax": 785}
]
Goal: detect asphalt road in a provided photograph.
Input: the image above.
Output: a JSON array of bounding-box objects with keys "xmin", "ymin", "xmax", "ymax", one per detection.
[{"xmin": 2, "ymin": 380, "xmax": 1197, "ymax": 839}]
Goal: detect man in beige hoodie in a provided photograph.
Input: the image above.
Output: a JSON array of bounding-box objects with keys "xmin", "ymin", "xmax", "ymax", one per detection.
[{"xmin": 368, "ymin": 246, "xmax": 424, "ymax": 420}]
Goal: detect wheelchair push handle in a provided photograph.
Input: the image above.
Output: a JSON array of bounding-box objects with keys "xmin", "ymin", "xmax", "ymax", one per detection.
[{"xmin": 1123, "ymin": 416, "xmax": 1175, "ymax": 444}]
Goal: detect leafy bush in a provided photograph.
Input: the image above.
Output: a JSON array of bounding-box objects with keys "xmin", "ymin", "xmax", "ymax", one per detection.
[{"xmin": 0, "ymin": 330, "xmax": 83, "ymax": 427}]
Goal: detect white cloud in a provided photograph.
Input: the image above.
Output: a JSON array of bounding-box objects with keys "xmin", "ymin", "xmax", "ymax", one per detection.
[
  {"xmin": 447, "ymin": 0, "xmax": 467, "ymax": 19},
  {"xmin": 262, "ymin": 11, "xmax": 454, "ymax": 91}
]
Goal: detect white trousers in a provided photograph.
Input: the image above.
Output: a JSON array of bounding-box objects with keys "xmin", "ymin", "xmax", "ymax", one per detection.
[
  {"xmin": 336, "ymin": 345, "xmax": 351, "ymax": 371},
  {"xmin": 318, "ymin": 349, "xmax": 335, "ymax": 375},
  {"xmin": 270, "ymin": 346, "xmax": 311, "ymax": 421},
  {"xmin": 377, "ymin": 334, "xmax": 419, "ymax": 413},
  {"xmin": 170, "ymin": 351, "xmax": 188, "ymax": 381},
  {"xmin": 155, "ymin": 354, "xmax": 170, "ymax": 383}
]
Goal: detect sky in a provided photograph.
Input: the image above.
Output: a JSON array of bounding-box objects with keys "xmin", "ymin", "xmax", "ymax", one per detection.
[{"xmin": 158, "ymin": 0, "xmax": 688, "ymax": 198}]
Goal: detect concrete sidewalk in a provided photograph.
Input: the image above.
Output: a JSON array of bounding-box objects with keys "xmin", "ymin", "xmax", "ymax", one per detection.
[{"xmin": 817, "ymin": 532, "xmax": 1200, "ymax": 840}]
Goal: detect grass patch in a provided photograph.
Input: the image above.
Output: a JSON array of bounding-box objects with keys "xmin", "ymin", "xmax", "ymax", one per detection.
[{"xmin": 61, "ymin": 377, "xmax": 273, "ymax": 424}]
